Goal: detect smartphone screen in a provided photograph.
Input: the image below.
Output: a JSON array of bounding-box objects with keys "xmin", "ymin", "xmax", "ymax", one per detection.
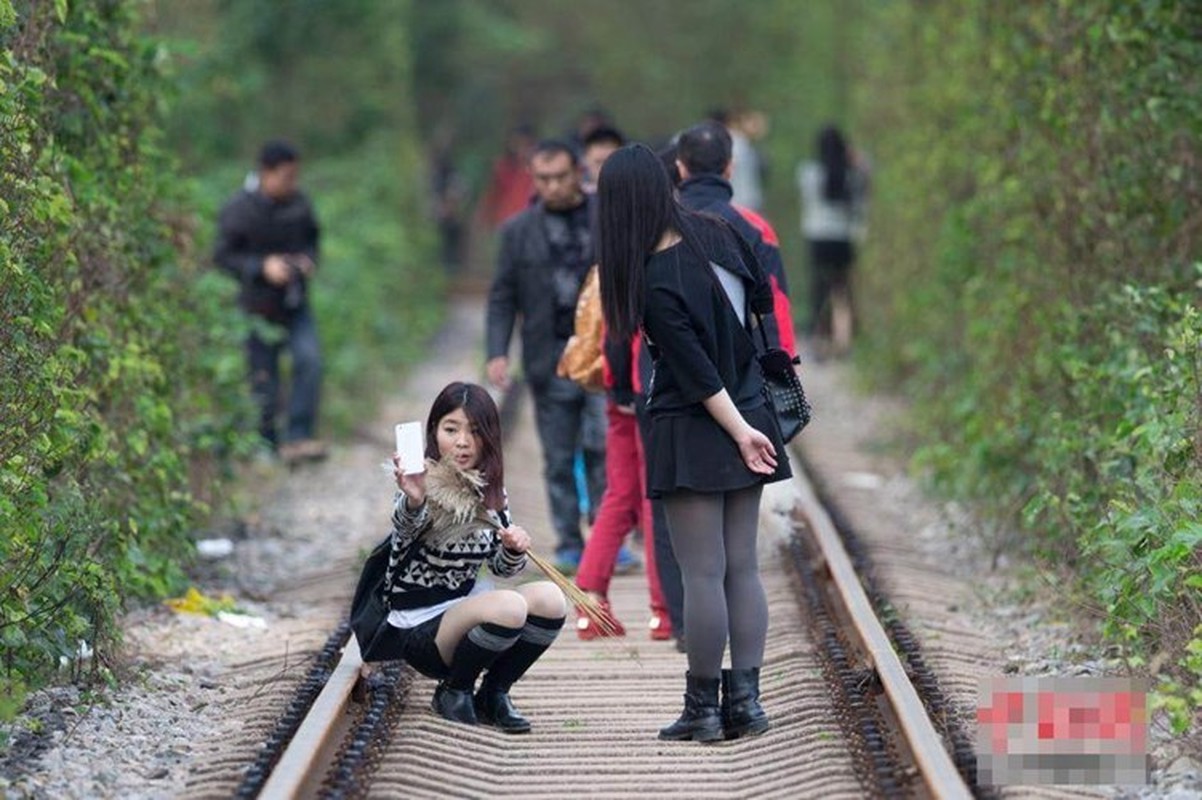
[{"xmin": 394, "ymin": 422, "xmax": 426, "ymax": 475}]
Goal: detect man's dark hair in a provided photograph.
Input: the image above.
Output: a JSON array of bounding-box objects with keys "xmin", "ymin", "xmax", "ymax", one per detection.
[
  {"xmin": 706, "ymin": 108, "xmax": 731, "ymax": 126},
  {"xmin": 676, "ymin": 121, "xmax": 732, "ymax": 177},
  {"xmin": 583, "ymin": 125, "xmax": 626, "ymax": 151},
  {"xmin": 259, "ymin": 140, "xmax": 300, "ymax": 169},
  {"xmin": 531, "ymin": 138, "xmax": 579, "ymax": 166},
  {"xmin": 656, "ymin": 142, "xmax": 682, "ymax": 188}
]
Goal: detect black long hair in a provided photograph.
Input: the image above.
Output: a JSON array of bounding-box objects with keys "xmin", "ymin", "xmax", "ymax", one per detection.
[
  {"xmin": 424, "ymin": 381, "xmax": 505, "ymax": 511},
  {"xmin": 817, "ymin": 125, "xmax": 850, "ymax": 203},
  {"xmin": 596, "ymin": 143, "xmax": 687, "ymax": 342}
]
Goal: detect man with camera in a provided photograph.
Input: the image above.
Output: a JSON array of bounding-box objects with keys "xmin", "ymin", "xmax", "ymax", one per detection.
[{"xmin": 215, "ymin": 140, "xmax": 326, "ymax": 464}]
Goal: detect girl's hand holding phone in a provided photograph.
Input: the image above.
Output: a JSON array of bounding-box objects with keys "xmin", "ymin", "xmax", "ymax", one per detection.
[
  {"xmin": 498, "ymin": 525, "xmax": 531, "ymax": 554},
  {"xmin": 393, "ymin": 453, "xmax": 427, "ymax": 506}
]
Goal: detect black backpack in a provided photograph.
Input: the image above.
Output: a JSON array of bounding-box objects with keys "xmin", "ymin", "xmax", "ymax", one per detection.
[{"xmin": 349, "ymin": 534, "xmax": 406, "ymax": 662}]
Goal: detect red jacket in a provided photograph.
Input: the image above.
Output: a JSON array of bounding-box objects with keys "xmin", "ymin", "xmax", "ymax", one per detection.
[{"xmin": 733, "ymin": 204, "xmax": 797, "ymax": 357}]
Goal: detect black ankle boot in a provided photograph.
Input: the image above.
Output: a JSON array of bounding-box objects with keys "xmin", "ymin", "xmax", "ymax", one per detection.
[
  {"xmin": 721, "ymin": 667, "xmax": 769, "ymax": 739},
  {"xmin": 474, "ymin": 687, "xmax": 531, "ymax": 734},
  {"xmin": 432, "ymin": 682, "xmax": 477, "ymax": 725},
  {"xmin": 658, "ymin": 673, "xmax": 723, "ymax": 743}
]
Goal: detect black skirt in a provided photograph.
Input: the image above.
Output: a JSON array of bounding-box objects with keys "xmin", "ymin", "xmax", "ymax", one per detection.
[{"xmin": 644, "ymin": 401, "xmax": 792, "ymax": 498}]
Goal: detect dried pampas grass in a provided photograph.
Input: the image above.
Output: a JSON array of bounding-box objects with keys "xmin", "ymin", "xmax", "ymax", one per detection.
[{"xmin": 525, "ymin": 550, "xmax": 621, "ymax": 637}]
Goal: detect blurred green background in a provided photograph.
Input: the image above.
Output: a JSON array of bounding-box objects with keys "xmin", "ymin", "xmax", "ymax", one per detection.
[{"xmin": 1, "ymin": 0, "xmax": 1198, "ymax": 734}]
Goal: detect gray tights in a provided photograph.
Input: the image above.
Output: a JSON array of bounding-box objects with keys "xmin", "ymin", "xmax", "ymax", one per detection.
[{"xmin": 663, "ymin": 485, "xmax": 768, "ymax": 679}]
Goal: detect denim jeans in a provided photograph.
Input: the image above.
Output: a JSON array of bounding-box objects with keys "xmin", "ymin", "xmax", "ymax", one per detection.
[
  {"xmin": 246, "ymin": 306, "xmax": 323, "ymax": 447},
  {"xmin": 530, "ymin": 376, "xmax": 606, "ymax": 551}
]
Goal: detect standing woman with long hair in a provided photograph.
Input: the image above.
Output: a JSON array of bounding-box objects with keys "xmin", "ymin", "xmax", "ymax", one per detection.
[
  {"xmin": 797, "ymin": 124, "xmax": 868, "ymax": 356},
  {"xmin": 596, "ymin": 144, "xmax": 791, "ymax": 743}
]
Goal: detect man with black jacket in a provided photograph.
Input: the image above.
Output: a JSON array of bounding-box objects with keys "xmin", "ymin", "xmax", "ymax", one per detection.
[
  {"xmin": 675, "ymin": 122, "xmax": 795, "ymax": 352},
  {"xmin": 215, "ymin": 140, "xmax": 325, "ymax": 463},
  {"xmin": 486, "ymin": 140, "xmax": 606, "ymax": 570}
]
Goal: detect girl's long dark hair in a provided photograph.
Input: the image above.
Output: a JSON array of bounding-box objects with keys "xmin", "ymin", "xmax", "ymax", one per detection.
[
  {"xmin": 425, "ymin": 381, "xmax": 505, "ymax": 511},
  {"xmin": 596, "ymin": 143, "xmax": 687, "ymax": 342},
  {"xmin": 818, "ymin": 125, "xmax": 850, "ymax": 203}
]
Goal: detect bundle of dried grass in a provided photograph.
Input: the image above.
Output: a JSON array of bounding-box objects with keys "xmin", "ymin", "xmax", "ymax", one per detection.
[{"xmin": 525, "ymin": 550, "xmax": 622, "ymax": 637}]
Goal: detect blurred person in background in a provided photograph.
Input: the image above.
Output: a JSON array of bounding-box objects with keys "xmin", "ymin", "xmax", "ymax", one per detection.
[
  {"xmin": 797, "ymin": 124, "xmax": 869, "ymax": 357},
  {"xmin": 429, "ymin": 126, "xmax": 467, "ymax": 272},
  {"xmin": 478, "ymin": 124, "xmax": 537, "ymax": 229},
  {"xmin": 728, "ymin": 110, "xmax": 768, "ymax": 212},
  {"xmin": 580, "ymin": 125, "xmax": 625, "ymax": 194},
  {"xmin": 214, "ymin": 140, "xmax": 326, "ymax": 464},
  {"xmin": 570, "ymin": 105, "xmax": 614, "ymax": 152},
  {"xmin": 486, "ymin": 140, "xmax": 606, "ymax": 572}
]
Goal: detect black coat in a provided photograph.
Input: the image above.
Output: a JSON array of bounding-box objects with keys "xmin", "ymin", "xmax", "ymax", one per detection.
[
  {"xmin": 486, "ymin": 198, "xmax": 594, "ymax": 388},
  {"xmin": 214, "ymin": 188, "xmax": 320, "ymax": 322},
  {"xmin": 640, "ymin": 221, "xmax": 790, "ymax": 496},
  {"xmin": 679, "ymin": 175, "xmax": 787, "ymax": 348}
]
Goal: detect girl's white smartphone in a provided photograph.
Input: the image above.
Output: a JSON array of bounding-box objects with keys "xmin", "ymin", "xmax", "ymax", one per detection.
[{"xmin": 394, "ymin": 422, "xmax": 426, "ymax": 475}]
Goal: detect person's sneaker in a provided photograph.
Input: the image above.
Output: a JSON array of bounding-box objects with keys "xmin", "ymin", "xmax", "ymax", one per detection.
[
  {"xmin": 554, "ymin": 546, "xmax": 582, "ymax": 574},
  {"xmin": 576, "ymin": 597, "xmax": 626, "ymax": 641},
  {"xmin": 648, "ymin": 610, "xmax": 673, "ymax": 641},
  {"xmin": 613, "ymin": 544, "xmax": 641, "ymax": 575}
]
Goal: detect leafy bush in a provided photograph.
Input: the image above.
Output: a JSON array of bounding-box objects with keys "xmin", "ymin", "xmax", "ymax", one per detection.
[
  {"xmin": 1, "ymin": 0, "xmax": 440, "ymax": 714},
  {"xmin": 0, "ymin": 0, "xmax": 253, "ymax": 709},
  {"xmin": 851, "ymin": 0, "xmax": 1202, "ymax": 729}
]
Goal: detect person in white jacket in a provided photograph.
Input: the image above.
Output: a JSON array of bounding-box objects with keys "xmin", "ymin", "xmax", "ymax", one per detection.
[{"xmin": 797, "ymin": 125, "xmax": 869, "ymax": 355}]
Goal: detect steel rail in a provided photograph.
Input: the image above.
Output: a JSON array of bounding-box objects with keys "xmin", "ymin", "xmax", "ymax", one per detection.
[
  {"xmin": 790, "ymin": 443, "xmax": 974, "ymax": 800},
  {"xmin": 257, "ymin": 638, "xmax": 363, "ymax": 800}
]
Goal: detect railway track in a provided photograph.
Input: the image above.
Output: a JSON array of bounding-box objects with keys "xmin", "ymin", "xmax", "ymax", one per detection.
[
  {"xmin": 222, "ymin": 436, "xmax": 979, "ymax": 796},
  {"xmin": 180, "ymin": 295, "xmax": 992, "ymax": 799}
]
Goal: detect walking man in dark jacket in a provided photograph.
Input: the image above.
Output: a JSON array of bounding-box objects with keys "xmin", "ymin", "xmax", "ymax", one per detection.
[
  {"xmin": 215, "ymin": 140, "xmax": 326, "ymax": 463},
  {"xmin": 675, "ymin": 122, "xmax": 795, "ymax": 352},
  {"xmin": 486, "ymin": 140, "xmax": 606, "ymax": 570}
]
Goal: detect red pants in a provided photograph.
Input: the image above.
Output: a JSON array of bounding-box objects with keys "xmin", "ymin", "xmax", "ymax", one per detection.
[{"xmin": 576, "ymin": 402, "xmax": 666, "ymax": 613}]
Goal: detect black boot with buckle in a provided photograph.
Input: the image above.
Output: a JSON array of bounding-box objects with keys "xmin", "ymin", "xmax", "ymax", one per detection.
[
  {"xmin": 473, "ymin": 614, "xmax": 563, "ymax": 734},
  {"xmin": 658, "ymin": 672, "xmax": 723, "ymax": 743},
  {"xmin": 721, "ymin": 667, "xmax": 769, "ymax": 739},
  {"xmin": 432, "ymin": 621, "xmax": 523, "ymax": 726},
  {"xmin": 473, "ymin": 686, "xmax": 531, "ymax": 733},
  {"xmin": 432, "ymin": 682, "xmax": 478, "ymax": 725}
]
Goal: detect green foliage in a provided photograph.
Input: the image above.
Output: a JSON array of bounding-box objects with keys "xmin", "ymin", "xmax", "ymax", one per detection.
[
  {"xmin": 852, "ymin": 0, "xmax": 1202, "ymax": 728},
  {"xmin": 407, "ymin": 0, "xmax": 857, "ymax": 279},
  {"xmin": 159, "ymin": 0, "xmax": 442, "ymax": 435},
  {"xmin": 2, "ymin": 0, "xmax": 437, "ymax": 707},
  {"xmin": 0, "ymin": 0, "xmax": 254, "ymax": 700}
]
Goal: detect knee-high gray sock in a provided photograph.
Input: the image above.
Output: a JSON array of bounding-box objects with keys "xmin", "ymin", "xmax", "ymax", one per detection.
[
  {"xmin": 446, "ymin": 622, "xmax": 522, "ymax": 690},
  {"xmin": 480, "ymin": 614, "xmax": 564, "ymax": 692}
]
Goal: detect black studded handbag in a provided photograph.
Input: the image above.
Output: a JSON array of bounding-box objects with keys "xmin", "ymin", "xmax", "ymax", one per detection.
[
  {"xmin": 752, "ymin": 315, "xmax": 812, "ymax": 442},
  {"xmin": 716, "ymin": 225, "xmax": 813, "ymax": 442}
]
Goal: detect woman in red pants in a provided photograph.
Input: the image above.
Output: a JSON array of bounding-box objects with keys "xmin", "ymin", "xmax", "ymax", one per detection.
[{"xmin": 574, "ymin": 335, "xmax": 673, "ymax": 641}]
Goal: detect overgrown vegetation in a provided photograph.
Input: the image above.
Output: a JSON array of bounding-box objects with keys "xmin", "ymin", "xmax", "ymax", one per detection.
[
  {"xmin": 154, "ymin": 0, "xmax": 443, "ymax": 434},
  {"xmin": 0, "ymin": 0, "xmax": 252, "ymax": 708},
  {"xmin": 851, "ymin": 1, "xmax": 1202, "ymax": 732},
  {"xmin": 1, "ymin": 0, "xmax": 438, "ymax": 710}
]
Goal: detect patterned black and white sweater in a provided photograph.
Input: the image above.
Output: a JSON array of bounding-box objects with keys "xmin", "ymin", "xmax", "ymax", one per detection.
[{"xmin": 384, "ymin": 457, "xmax": 526, "ymax": 612}]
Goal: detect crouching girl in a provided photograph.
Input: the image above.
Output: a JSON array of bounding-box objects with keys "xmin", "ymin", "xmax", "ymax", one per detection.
[{"xmin": 378, "ymin": 381, "xmax": 566, "ymax": 733}]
